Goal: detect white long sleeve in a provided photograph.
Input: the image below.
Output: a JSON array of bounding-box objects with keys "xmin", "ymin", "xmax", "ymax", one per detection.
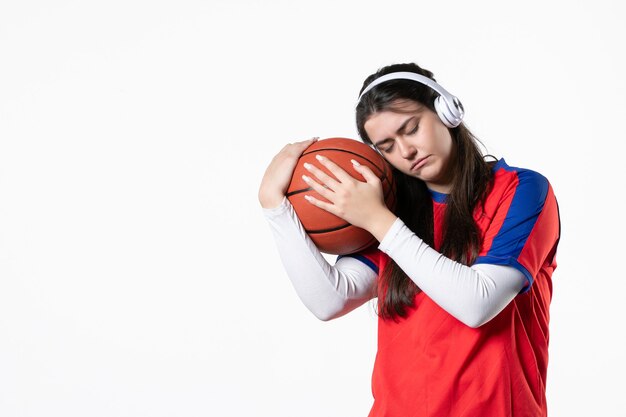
[
  {"xmin": 263, "ymin": 199, "xmax": 527, "ymax": 327},
  {"xmin": 262, "ymin": 197, "xmax": 377, "ymax": 321},
  {"xmin": 379, "ymin": 217, "xmax": 528, "ymax": 328}
]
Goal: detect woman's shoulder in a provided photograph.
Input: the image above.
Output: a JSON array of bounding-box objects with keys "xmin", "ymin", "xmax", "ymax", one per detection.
[
  {"xmin": 487, "ymin": 158, "xmax": 553, "ymax": 209},
  {"xmin": 491, "ymin": 158, "xmax": 550, "ymax": 190}
]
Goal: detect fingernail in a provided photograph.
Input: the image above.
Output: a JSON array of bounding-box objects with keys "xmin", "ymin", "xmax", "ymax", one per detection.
[
  {"xmin": 304, "ymin": 195, "xmax": 313, "ymax": 202},
  {"xmin": 302, "ymin": 174, "xmax": 311, "ymax": 182},
  {"xmin": 315, "ymin": 155, "xmax": 326, "ymax": 162},
  {"xmin": 351, "ymin": 159, "xmax": 361, "ymax": 167},
  {"xmin": 303, "ymin": 162, "xmax": 312, "ymax": 170}
]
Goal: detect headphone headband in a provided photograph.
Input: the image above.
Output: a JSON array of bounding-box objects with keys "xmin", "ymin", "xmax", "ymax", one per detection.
[
  {"xmin": 357, "ymin": 72, "xmax": 451, "ymax": 101},
  {"xmin": 357, "ymin": 71, "xmax": 464, "ymax": 128}
]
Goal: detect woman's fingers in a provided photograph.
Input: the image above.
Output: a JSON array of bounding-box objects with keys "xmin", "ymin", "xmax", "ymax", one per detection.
[
  {"xmin": 301, "ymin": 174, "xmax": 334, "ymax": 200},
  {"xmin": 306, "ymin": 155, "xmax": 380, "ymax": 188},
  {"xmin": 312, "ymin": 155, "xmax": 355, "ymax": 183},
  {"xmin": 301, "ymin": 156, "xmax": 388, "ymax": 228},
  {"xmin": 282, "ymin": 137, "xmax": 319, "ymax": 157},
  {"xmin": 351, "ymin": 159, "xmax": 381, "ymax": 185},
  {"xmin": 303, "ymin": 159, "xmax": 342, "ymax": 190},
  {"xmin": 258, "ymin": 137, "xmax": 318, "ymax": 208},
  {"xmin": 303, "ymin": 194, "xmax": 340, "ymax": 217},
  {"xmin": 297, "ymin": 136, "xmax": 319, "ymax": 148},
  {"xmin": 304, "ymin": 154, "xmax": 370, "ymax": 187}
]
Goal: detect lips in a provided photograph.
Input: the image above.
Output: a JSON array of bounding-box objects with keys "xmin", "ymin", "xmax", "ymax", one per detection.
[{"xmin": 410, "ymin": 155, "xmax": 430, "ymax": 172}]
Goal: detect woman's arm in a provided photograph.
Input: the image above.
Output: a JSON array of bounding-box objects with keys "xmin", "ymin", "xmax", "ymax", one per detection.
[
  {"xmin": 378, "ymin": 218, "xmax": 526, "ymax": 328},
  {"xmin": 259, "ymin": 139, "xmax": 377, "ymax": 321},
  {"xmin": 263, "ymin": 198, "xmax": 377, "ymax": 321}
]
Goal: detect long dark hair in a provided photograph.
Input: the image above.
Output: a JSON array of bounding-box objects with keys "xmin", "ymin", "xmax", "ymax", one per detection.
[{"xmin": 356, "ymin": 63, "xmax": 494, "ymax": 321}]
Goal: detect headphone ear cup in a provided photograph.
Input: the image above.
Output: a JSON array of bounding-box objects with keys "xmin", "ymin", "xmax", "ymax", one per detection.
[
  {"xmin": 435, "ymin": 96, "xmax": 458, "ymax": 128},
  {"xmin": 435, "ymin": 95, "xmax": 464, "ymax": 128}
]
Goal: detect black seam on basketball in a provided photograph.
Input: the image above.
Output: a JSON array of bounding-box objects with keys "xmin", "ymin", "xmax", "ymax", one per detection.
[
  {"xmin": 301, "ymin": 148, "xmax": 385, "ymax": 176},
  {"xmin": 306, "ymin": 223, "xmax": 352, "ymax": 234},
  {"xmin": 286, "ymin": 187, "xmax": 313, "ymax": 197}
]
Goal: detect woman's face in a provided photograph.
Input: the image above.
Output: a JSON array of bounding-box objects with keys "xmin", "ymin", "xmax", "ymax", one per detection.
[{"xmin": 364, "ymin": 100, "xmax": 455, "ymax": 193}]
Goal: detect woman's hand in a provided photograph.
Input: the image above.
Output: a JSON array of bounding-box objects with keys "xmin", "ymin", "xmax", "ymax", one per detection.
[
  {"xmin": 301, "ymin": 155, "xmax": 397, "ymax": 241},
  {"xmin": 258, "ymin": 137, "xmax": 318, "ymax": 209}
]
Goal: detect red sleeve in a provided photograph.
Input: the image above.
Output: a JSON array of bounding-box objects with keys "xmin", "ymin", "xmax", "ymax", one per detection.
[{"xmin": 475, "ymin": 167, "xmax": 561, "ymax": 291}]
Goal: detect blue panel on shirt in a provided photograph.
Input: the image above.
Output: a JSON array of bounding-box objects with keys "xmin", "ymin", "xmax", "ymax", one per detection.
[
  {"xmin": 338, "ymin": 254, "xmax": 379, "ymax": 274},
  {"xmin": 490, "ymin": 167, "xmax": 549, "ymax": 259},
  {"xmin": 475, "ymin": 163, "xmax": 550, "ymax": 293}
]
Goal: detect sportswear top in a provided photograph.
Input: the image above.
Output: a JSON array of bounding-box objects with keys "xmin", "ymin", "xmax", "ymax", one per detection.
[{"xmin": 347, "ymin": 158, "xmax": 560, "ymax": 417}]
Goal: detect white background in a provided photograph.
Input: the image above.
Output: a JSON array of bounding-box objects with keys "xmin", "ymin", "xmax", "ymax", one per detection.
[{"xmin": 1, "ymin": 1, "xmax": 625, "ymax": 416}]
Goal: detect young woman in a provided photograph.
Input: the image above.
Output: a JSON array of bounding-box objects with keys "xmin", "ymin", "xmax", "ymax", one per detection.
[{"xmin": 258, "ymin": 63, "xmax": 560, "ymax": 417}]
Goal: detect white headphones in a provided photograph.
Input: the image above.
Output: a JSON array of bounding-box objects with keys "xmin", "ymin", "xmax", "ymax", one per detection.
[{"xmin": 358, "ymin": 71, "xmax": 465, "ymax": 128}]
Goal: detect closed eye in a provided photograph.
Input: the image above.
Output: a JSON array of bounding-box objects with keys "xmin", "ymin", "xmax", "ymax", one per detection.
[
  {"xmin": 375, "ymin": 139, "xmax": 394, "ymax": 153},
  {"xmin": 381, "ymin": 143, "xmax": 394, "ymax": 153}
]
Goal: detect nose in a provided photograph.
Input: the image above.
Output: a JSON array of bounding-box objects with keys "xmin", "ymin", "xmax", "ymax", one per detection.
[{"xmin": 397, "ymin": 137, "xmax": 417, "ymax": 159}]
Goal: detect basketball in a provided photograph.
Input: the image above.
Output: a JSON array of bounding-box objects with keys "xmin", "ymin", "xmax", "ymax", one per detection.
[{"xmin": 287, "ymin": 137, "xmax": 396, "ymax": 255}]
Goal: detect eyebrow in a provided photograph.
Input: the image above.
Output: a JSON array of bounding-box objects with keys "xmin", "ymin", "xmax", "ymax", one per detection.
[{"xmin": 373, "ymin": 114, "xmax": 420, "ymax": 148}]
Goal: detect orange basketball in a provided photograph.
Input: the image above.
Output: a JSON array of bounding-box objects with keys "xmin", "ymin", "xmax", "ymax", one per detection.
[{"xmin": 287, "ymin": 137, "xmax": 396, "ymax": 255}]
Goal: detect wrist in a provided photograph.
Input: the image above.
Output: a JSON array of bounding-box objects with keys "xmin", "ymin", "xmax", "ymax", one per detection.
[{"xmin": 367, "ymin": 208, "xmax": 398, "ymax": 243}]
